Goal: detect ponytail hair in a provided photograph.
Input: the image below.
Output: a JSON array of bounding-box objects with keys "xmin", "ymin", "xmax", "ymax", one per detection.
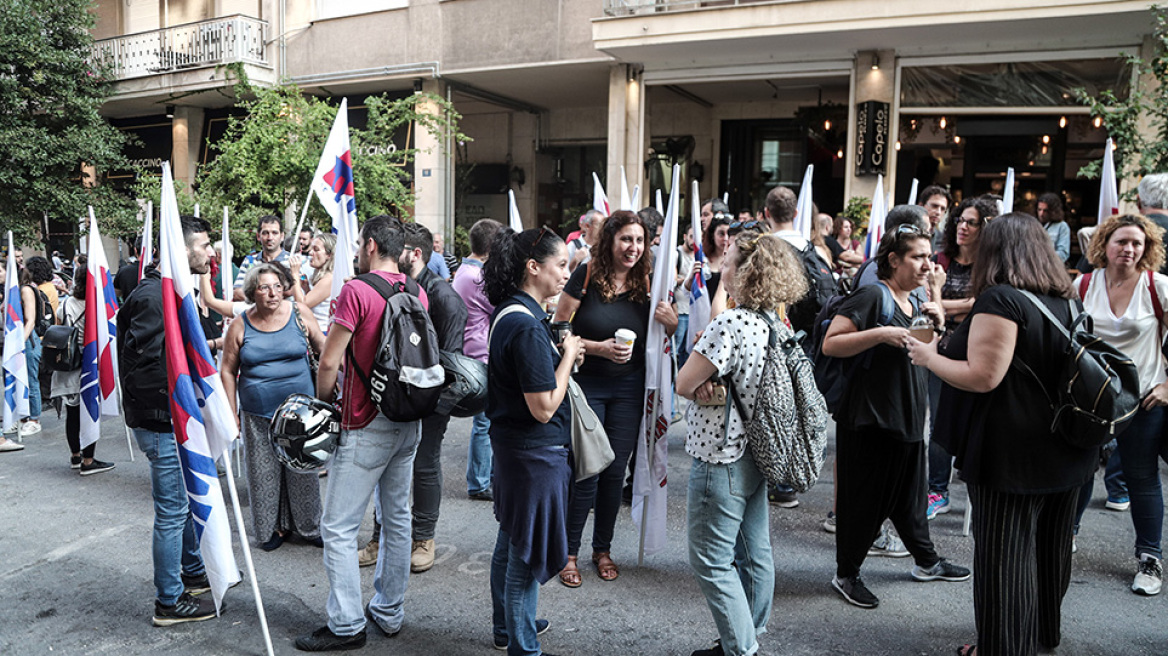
[{"xmin": 482, "ymin": 227, "xmax": 565, "ymax": 306}]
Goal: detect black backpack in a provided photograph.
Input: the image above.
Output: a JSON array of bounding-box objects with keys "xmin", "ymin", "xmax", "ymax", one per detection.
[
  {"xmin": 1011, "ymin": 290, "xmax": 1141, "ymax": 449},
  {"xmin": 32, "ymin": 287, "xmax": 54, "ymax": 337},
  {"xmin": 345, "ymin": 273, "xmax": 444, "ymax": 422},
  {"xmin": 786, "ymin": 242, "xmax": 839, "ymax": 336}
]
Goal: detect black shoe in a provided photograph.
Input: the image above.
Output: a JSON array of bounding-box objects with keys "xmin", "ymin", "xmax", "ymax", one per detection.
[
  {"xmin": 295, "ymin": 626, "xmax": 367, "ymax": 652},
  {"xmin": 182, "ymin": 572, "xmax": 211, "ymax": 595},
  {"xmin": 303, "ymin": 535, "xmax": 324, "ymax": 548},
  {"xmin": 767, "ymin": 485, "xmax": 799, "ymax": 508},
  {"xmin": 832, "ymin": 575, "xmax": 879, "ymax": 608},
  {"xmin": 493, "ymin": 618, "xmax": 550, "ymax": 650},
  {"xmin": 70, "ymin": 455, "xmax": 82, "ymax": 469},
  {"xmin": 260, "ymin": 532, "xmax": 285, "ymax": 552},
  {"xmin": 153, "ymin": 592, "xmax": 217, "ymax": 626},
  {"xmin": 80, "ymin": 459, "xmax": 116, "ymax": 476},
  {"xmin": 469, "ymin": 489, "xmax": 493, "ymax": 502},
  {"xmin": 691, "ymin": 642, "xmax": 724, "ymax": 656}
]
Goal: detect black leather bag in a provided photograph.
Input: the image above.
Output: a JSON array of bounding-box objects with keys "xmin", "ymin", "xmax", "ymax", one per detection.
[{"xmin": 43, "ymin": 324, "xmax": 83, "ymax": 372}]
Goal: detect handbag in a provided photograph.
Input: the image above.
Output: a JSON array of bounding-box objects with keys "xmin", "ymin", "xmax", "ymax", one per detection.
[
  {"xmin": 490, "ymin": 302, "xmax": 614, "ymax": 482},
  {"xmin": 567, "ymin": 377, "xmax": 615, "ymax": 482}
]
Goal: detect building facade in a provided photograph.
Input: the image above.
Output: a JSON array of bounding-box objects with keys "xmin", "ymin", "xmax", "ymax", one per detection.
[{"xmin": 90, "ymin": 0, "xmax": 1156, "ymax": 239}]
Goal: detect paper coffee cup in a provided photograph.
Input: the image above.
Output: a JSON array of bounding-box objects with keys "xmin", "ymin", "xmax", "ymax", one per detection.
[{"xmin": 615, "ymin": 328, "xmax": 636, "ymax": 349}]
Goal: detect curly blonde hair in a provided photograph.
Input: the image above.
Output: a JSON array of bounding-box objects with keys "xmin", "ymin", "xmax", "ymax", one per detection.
[
  {"xmin": 1087, "ymin": 213, "xmax": 1167, "ymax": 272},
  {"xmin": 728, "ymin": 232, "xmax": 809, "ymax": 310}
]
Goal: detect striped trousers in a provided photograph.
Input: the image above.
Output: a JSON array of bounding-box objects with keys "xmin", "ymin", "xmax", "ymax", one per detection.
[{"xmin": 968, "ymin": 483, "xmax": 1078, "ymax": 656}]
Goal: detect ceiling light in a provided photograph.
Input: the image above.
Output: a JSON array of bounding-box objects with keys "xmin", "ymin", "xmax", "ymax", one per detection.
[
  {"xmin": 1059, "ymin": 116, "xmax": 1067, "ymax": 129},
  {"xmin": 165, "ymin": 105, "xmax": 175, "ymax": 119},
  {"xmin": 939, "ymin": 116, "xmax": 947, "ymax": 129}
]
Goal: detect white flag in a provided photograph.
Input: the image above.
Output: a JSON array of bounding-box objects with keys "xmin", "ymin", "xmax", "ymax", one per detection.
[
  {"xmin": 1001, "ymin": 168, "xmax": 1015, "ymax": 216},
  {"xmin": 2, "ymin": 232, "xmax": 29, "ymax": 432},
  {"xmin": 793, "ymin": 165, "xmax": 815, "ymax": 241},
  {"xmin": 310, "ymin": 98, "xmax": 359, "ymax": 312},
  {"xmin": 508, "ymin": 189, "xmax": 523, "ymax": 232},
  {"xmin": 1099, "ymin": 138, "xmax": 1119, "ymax": 223},
  {"xmin": 908, "ymin": 178, "xmax": 920, "ymax": 207},
  {"xmin": 592, "ymin": 172, "xmax": 610, "ymax": 216},
  {"xmin": 79, "ymin": 208, "xmax": 121, "ymax": 449},
  {"xmin": 865, "ymin": 174, "xmax": 887, "ymax": 260}
]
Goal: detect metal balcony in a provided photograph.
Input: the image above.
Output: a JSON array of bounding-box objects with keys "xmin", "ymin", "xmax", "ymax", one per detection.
[
  {"xmin": 90, "ymin": 15, "xmax": 269, "ymax": 81},
  {"xmin": 602, "ymin": 0, "xmax": 782, "ymax": 16}
]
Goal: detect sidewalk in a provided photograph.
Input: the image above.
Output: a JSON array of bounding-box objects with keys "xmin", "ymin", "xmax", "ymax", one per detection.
[{"xmin": 0, "ymin": 411, "xmax": 1163, "ymax": 655}]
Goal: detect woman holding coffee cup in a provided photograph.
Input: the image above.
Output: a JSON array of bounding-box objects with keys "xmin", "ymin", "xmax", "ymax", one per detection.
[{"xmin": 553, "ymin": 210, "xmax": 677, "ymax": 588}]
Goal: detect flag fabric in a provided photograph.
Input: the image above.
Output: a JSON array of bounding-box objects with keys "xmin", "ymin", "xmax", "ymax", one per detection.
[
  {"xmin": 1001, "ymin": 168, "xmax": 1015, "ymax": 216},
  {"xmin": 1099, "ymin": 138, "xmax": 1119, "ymax": 223},
  {"xmin": 633, "ymin": 164, "xmax": 680, "ymax": 559},
  {"xmin": 687, "ymin": 179, "xmax": 711, "ymax": 349},
  {"xmin": 2, "ymin": 232, "xmax": 29, "ymax": 432},
  {"xmin": 508, "ymin": 190, "xmax": 523, "ymax": 232},
  {"xmin": 655, "ymin": 189, "xmax": 664, "ymax": 215},
  {"xmin": 158, "ymin": 162, "xmax": 241, "ymax": 611},
  {"xmin": 619, "ymin": 166, "xmax": 632, "ymax": 212},
  {"xmin": 139, "ymin": 201, "xmax": 154, "ymax": 281},
  {"xmin": 793, "ymin": 165, "xmax": 815, "ymax": 241},
  {"xmin": 79, "ymin": 208, "xmax": 121, "ymax": 449},
  {"xmin": 311, "ymin": 97, "xmax": 359, "ymax": 310},
  {"xmin": 220, "ymin": 208, "xmax": 233, "ymax": 303},
  {"xmin": 631, "ymin": 185, "xmax": 641, "ymax": 211},
  {"xmin": 907, "ymin": 178, "xmax": 920, "ymax": 207},
  {"xmin": 592, "ymin": 172, "xmax": 610, "ymax": 216},
  {"xmin": 864, "ymin": 174, "xmax": 887, "ymax": 260}
]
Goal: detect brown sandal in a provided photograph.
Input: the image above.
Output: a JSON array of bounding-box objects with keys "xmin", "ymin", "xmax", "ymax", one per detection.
[
  {"xmin": 592, "ymin": 551, "xmax": 619, "ymax": 581},
  {"xmin": 558, "ymin": 555, "xmax": 582, "ymax": 588}
]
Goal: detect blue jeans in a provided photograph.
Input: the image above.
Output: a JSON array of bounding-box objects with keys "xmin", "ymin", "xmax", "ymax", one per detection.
[
  {"xmin": 321, "ymin": 415, "xmax": 421, "ymax": 636},
  {"xmin": 134, "ymin": 428, "xmax": 205, "ymax": 606},
  {"xmin": 25, "ymin": 332, "xmax": 41, "ymax": 420},
  {"xmin": 687, "ymin": 453, "xmax": 772, "ymax": 656},
  {"xmin": 467, "ymin": 412, "xmax": 493, "ymax": 495},
  {"xmin": 567, "ymin": 373, "xmax": 642, "ymax": 555},
  {"xmin": 675, "ymin": 314, "xmax": 691, "ymax": 370},
  {"xmin": 926, "ymin": 372, "xmax": 950, "ymax": 494},
  {"xmin": 1114, "ymin": 406, "xmax": 1168, "ymax": 559},
  {"xmin": 1073, "ymin": 442, "xmax": 1127, "ymax": 533},
  {"xmin": 490, "ymin": 527, "xmax": 541, "ymax": 656}
]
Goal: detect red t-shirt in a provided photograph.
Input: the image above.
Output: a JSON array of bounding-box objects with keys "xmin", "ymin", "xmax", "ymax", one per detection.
[{"xmin": 332, "ymin": 270, "xmax": 429, "ymax": 429}]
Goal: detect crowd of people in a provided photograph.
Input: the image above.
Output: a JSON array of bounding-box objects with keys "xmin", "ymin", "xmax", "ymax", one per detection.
[{"xmin": 4, "ymin": 171, "xmax": 1168, "ymax": 656}]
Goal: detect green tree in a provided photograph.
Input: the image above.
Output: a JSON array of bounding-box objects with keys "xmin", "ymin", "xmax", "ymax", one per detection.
[
  {"xmin": 193, "ymin": 80, "xmax": 468, "ymax": 254},
  {"xmin": 1076, "ymin": 4, "xmax": 1168, "ymax": 199},
  {"xmin": 0, "ymin": 0, "xmax": 137, "ymax": 246}
]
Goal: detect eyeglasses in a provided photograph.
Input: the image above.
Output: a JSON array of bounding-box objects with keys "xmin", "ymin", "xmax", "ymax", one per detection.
[
  {"xmin": 955, "ymin": 217, "xmax": 986, "ymax": 227},
  {"xmin": 256, "ymin": 283, "xmax": 284, "ymax": 294}
]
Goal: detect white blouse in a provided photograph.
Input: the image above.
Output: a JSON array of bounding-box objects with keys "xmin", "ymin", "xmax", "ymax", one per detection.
[{"xmin": 1077, "ymin": 270, "xmax": 1168, "ymax": 396}]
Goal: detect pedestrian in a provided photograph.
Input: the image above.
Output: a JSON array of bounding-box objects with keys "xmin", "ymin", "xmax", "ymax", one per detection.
[
  {"xmin": 1073, "ymin": 214, "xmax": 1168, "ymax": 596},
  {"xmin": 821, "ymin": 224, "xmax": 970, "ymax": 610},
  {"xmin": 118, "ymin": 215, "xmax": 219, "ymax": 626},
  {"xmin": 232, "ymin": 215, "xmax": 289, "ymax": 301},
  {"xmin": 552, "ymin": 210, "xmax": 677, "ymax": 587},
  {"xmin": 51, "ymin": 260, "xmax": 115, "ymax": 475},
  {"xmin": 1036, "ymin": 192, "xmax": 1071, "ymax": 263},
  {"xmin": 400, "ymin": 221, "xmax": 467, "ymax": 574},
  {"xmin": 295, "ymin": 216, "xmax": 428, "ymax": 652},
  {"xmin": 426, "ymin": 232, "xmax": 451, "ymax": 280},
  {"xmin": 483, "ymin": 225, "xmax": 580, "ymax": 655},
  {"xmin": 677, "ymin": 231, "xmax": 806, "ymax": 656},
  {"xmin": 220, "ymin": 262, "xmax": 326, "ymax": 552},
  {"xmin": 14, "ymin": 266, "xmax": 45, "ymax": 437},
  {"xmin": 908, "ymin": 213, "xmax": 1097, "ymax": 655},
  {"xmin": 290, "ymin": 232, "xmax": 336, "ymax": 333}
]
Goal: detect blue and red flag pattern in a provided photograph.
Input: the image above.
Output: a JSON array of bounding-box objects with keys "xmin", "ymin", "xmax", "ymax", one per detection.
[
  {"xmin": 80, "ymin": 208, "xmax": 121, "ymax": 449},
  {"xmin": 2, "ymin": 232, "xmax": 29, "ymax": 432}
]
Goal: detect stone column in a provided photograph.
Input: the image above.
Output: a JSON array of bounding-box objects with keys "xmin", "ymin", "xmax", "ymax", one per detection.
[
  {"xmin": 846, "ymin": 49, "xmax": 897, "ymax": 206},
  {"xmin": 171, "ymin": 105, "xmax": 205, "ymax": 190},
  {"xmin": 606, "ymin": 64, "xmax": 646, "ymax": 209},
  {"xmin": 413, "ymin": 79, "xmax": 451, "ymax": 236}
]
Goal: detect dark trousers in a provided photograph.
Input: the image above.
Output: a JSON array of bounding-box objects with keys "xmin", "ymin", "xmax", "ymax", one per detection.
[
  {"xmin": 835, "ymin": 426, "xmax": 938, "ymax": 578},
  {"xmin": 64, "ymin": 403, "xmax": 94, "ymax": 459},
  {"xmin": 968, "ymin": 483, "xmax": 1078, "ymax": 656},
  {"xmin": 567, "ymin": 373, "xmax": 642, "ymax": 556},
  {"xmin": 412, "ymin": 414, "xmax": 451, "ymax": 541}
]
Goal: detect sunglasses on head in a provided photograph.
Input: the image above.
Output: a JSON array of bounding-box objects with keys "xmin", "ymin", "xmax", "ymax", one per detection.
[
  {"xmin": 531, "ymin": 225, "xmax": 552, "ymax": 248},
  {"xmin": 728, "ymin": 220, "xmax": 759, "ymax": 233},
  {"xmin": 894, "ymin": 224, "xmax": 925, "ymax": 236}
]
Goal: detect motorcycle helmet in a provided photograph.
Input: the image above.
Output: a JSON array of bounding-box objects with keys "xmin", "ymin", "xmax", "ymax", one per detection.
[
  {"xmin": 436, "ymin": 351, "xmax": 488, "ymax": 418},
  {"xmin": 269, "ymin": 393, "xmax": 340, "ymax": 471}
]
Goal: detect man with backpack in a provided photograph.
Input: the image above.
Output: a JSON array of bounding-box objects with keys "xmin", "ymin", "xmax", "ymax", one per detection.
[{"xmin": 298, "ymin": 216, "xmax": 433, "ymax": 652}]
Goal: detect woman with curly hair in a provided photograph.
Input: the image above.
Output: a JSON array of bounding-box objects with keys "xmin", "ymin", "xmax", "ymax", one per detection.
[
  {"xmin": 552, "ymin": 210, "xmax": 678, "ymax": 588},
  {"xmin": 677, "ymin": 232, "xmax": 806, "ymax": 656},
  {"xmin": 1073, "ymin": 214, "xmax": 1168, "ymax": 596}
]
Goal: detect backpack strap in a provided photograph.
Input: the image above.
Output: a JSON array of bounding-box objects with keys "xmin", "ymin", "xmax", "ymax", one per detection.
[
  {"xmin": 580, "ymin": 262, "xmax": 592, "ymax": 299},
  {"xmin": 1147, "ymin": 270, "xmax": 1163, "ymax": 325},
  {"xmin": 1078, "ymin": 272, "xmax": 1092, "ymax": 301}
]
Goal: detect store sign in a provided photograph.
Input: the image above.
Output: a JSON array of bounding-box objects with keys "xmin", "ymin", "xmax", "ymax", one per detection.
[{"xmin": 855, "ymin": 100, "xmax": 890, "ymax": 176}]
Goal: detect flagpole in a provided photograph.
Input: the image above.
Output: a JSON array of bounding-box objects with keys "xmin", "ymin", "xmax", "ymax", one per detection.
[
  {"xmin": 293, "ymin": 185, "xmax": 315, "ymax": 251},
  {"xmin": 219, "ymin": 446, "xmax": 276, "ymax": 656}
]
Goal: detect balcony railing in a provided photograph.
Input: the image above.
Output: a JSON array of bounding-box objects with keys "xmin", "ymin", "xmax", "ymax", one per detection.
[
  {"xmin": 603, "ymin": 0, "xmax": 784, "ymax": 16},
  {"xmin": 90, "ymin": 15, "xmax": 269, "ymax": 81}
]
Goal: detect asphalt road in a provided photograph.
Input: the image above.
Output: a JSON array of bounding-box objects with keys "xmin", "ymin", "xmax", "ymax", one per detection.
[{"xmin": 1, "ymin": 409, "xmax": 1165, "ymax": 655}]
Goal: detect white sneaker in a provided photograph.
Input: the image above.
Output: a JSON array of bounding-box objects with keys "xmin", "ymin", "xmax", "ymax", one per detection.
[
  {"xmin": 1132, "ymin": 554, "xmax": 1163, "ymax": 596},
  {"xmin": 19, "ymin": 421, "xmax": 41, "ymax": 436},
  {"xmin": 868, "ymin": 525, "xmax": 910, "ymax": 558}
]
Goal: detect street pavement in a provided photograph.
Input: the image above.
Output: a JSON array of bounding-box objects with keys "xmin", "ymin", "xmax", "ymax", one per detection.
[{"xmin": 1, "ymin": 408, "xmax": 1165, "ymax": 655}]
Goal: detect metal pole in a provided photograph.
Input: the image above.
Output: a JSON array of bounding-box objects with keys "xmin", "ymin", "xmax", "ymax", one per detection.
[{"xmin": 220, "ymin": 446, "xmax": 276, "ymax": 656}]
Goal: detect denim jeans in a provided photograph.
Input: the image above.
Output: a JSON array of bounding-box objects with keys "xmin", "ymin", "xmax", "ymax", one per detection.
[
  {"xmin": 412, "ymin": 414, "xmax": 450, "ymax": 540},
  {"xmin": 467, "ymin": 412, "xmax": 493, "ymax": 495},
  {"xmin": 926, "ymin": 372, "xmax": 950, "ymax": 494},
  {"xmin": 1114, "ymin": 406, "xmax": 1168, "ymax": 559},
  {"xmin": 321, "ymin": 415, "xmax": 421, "ymax": 636},
  {"xmin": 567, "ymin": 373, "xmax": 642, "ymax": 555},
  {"xmin": 687, "ymin": 453, "xmax": 773, "ymax": 656},
  {"xmin": 490, "ymin": 527, "xmax": 542, "ymax": 656},
  {"xmin": 25, "ymin": 332, "xmax": 41, "ymax": 420},
  {"xmin": 674, "ymin": 314, "xmax": 691, "ymax": 370},
  {"xmin": 133, "ymin": 428, "xmax": 205, "ymax": 606},
  {"xmin": 1072, "ymin": 442, "xmax": 1128, "ymax": 534}
]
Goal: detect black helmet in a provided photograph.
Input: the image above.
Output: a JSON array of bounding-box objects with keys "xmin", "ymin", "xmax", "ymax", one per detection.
[
  {"xmin": 269, "ymin": 394, "xmax": 340, "ymax": 471},
  {"xmin": 436, "ymin": 351, "xmax": 487, "ymax": 418}
]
